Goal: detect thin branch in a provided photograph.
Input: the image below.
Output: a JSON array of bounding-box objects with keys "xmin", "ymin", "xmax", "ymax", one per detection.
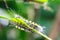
[{"xmin": 49, "ymin": 6, "xmax": 60, "ymax": 40}]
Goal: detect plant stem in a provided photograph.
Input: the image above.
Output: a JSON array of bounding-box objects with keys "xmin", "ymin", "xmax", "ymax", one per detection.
[
  {"xmin": 24, "ymin": 24, "xmax": 52, "ymax": 40},
  {"xmin": 0, "ymin": 16, "xmax": 52, "ymax": 40},
  {"xmin": 17, "ymin": 18, "xmax": 52, "ymax": 40}
]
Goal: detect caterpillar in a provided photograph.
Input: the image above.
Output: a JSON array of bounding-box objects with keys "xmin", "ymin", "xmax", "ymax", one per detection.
[{"xmin": 10, "ymin": 15, "xmax": 44, "ymax": 33}]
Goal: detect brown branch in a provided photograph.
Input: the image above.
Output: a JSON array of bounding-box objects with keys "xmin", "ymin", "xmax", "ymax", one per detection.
[
  {"xmin": 49, "ymin": 6, "xmax": 60, "ymax": 40},
  {"xmin": 2, "ymin": 0, "xmax": 9, "ymax": 9}
]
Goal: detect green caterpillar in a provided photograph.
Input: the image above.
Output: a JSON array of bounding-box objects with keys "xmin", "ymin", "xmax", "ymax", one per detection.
[{"xmin": 9, "ymin": 16, "xmax": 43, "ymax": 33}]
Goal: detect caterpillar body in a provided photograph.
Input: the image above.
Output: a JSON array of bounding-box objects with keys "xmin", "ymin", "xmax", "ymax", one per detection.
[{"xmin": 10, "ymin": 15, "xmax": 44, "ymax": 33}]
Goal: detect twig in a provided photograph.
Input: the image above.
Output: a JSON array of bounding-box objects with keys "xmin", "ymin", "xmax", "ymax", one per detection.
[{"xmin": 3, "ymin": 0, "xmax": 9, "ymax": 9}]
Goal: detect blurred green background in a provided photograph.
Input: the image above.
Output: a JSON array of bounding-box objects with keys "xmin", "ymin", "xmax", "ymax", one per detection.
[{"xmin": 0, "ymin": 0, "xmax": 60, "ymax": 40}]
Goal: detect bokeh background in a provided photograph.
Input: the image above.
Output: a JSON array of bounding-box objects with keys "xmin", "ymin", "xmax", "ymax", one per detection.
[{"xmin": 0, "ymin": 0, "xmax": 60, "ymax": 40}]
